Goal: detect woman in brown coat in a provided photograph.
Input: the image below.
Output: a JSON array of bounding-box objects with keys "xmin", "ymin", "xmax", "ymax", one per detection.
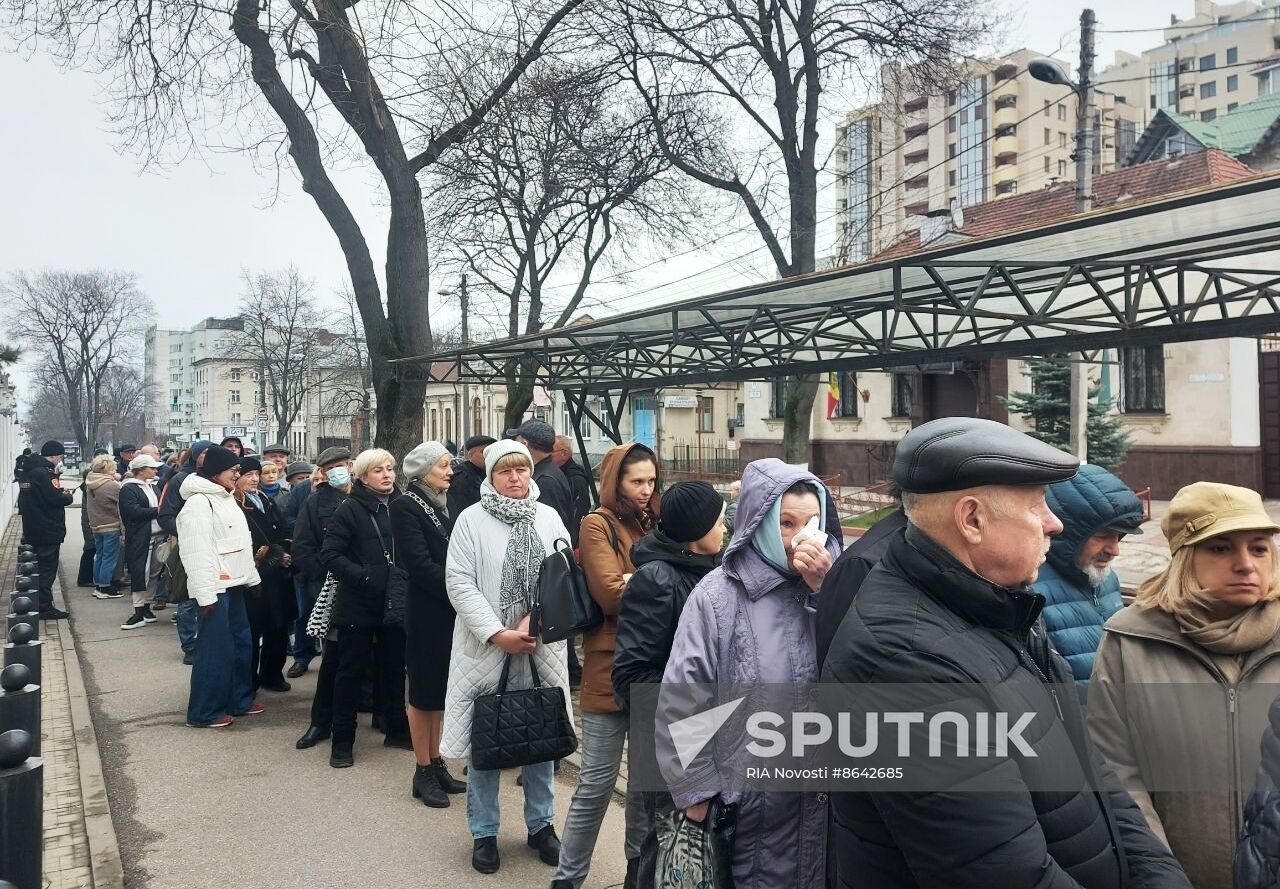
[
  {"xmin": 1089, "ymin": 482, "xmax": 1280, "ymax": 889},
  {"xmin": 551, "ymin": 443, "xmax": 659, "ymax": 889}
]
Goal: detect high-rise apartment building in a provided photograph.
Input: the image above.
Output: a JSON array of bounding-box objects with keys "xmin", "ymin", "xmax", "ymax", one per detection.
[
  {"xmin": 1101, "ymin": 0, "xmax": 1280, "ymax": 133},
  {"xmin": 835, "ymin": 49, "xmax": 1140, "ymax": 263},
  {"xmin": 144, "ymin": 317, "xmax": 245, "ymax": 446}
]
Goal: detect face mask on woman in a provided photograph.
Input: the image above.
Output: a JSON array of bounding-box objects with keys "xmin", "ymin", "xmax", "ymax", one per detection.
[{"xmin": 326, "ymin": 466, "xmax": 351, "ymax": 488}]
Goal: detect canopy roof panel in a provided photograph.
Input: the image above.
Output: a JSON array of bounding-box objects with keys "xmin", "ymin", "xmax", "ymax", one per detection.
[{"xmin": 395, "ymin": 173, "xmax": 1280, "ymax": 391}]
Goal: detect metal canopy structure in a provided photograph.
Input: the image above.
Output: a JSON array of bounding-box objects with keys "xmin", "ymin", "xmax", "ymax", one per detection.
[{"xmin": 395, "ymin": 174, "xmax": 1280, "ymax": 403}]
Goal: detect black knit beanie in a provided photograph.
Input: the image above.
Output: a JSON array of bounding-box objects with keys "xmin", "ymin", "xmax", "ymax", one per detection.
[
  {"xmin": 658, "ymin": 481, "xmax": 725, "ymax": 544},
  {"xmin": 198, "ymin": 445, "xmax": 240, "ymax": 479}
]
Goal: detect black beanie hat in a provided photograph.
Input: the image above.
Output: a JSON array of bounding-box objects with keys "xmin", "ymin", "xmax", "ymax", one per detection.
[
  {"xmin": 658, "ymin": 481, "xmax": 725, "ymax": 544},
  {"xmin": 238, "ymin": 456, "xmax": 263, "ymax": 474},
  {"xmin": 198, "ymin": 445, "xmax": 240, "ymax": 479},
  {"xmin": 40, "ymin": 440, "xmax": 66, "ymax": 457}
]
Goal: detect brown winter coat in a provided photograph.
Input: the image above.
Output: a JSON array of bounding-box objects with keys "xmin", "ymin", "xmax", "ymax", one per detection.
[
  {"xmin": 1089, "ymin": 602, "xmax": 1280, "ymax": 889},
  {"xmin": 85, "ymin": 471, "xmax": 122, "ymax": 533},
  {"xmin": 577, "ymin": 443, "xmax": 659, "ymax": 714}
]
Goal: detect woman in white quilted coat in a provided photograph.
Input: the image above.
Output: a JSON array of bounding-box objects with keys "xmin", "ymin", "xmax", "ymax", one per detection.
[{"xmin": 443, "ymin": 439, "xmax": 572, "ymax": 875}]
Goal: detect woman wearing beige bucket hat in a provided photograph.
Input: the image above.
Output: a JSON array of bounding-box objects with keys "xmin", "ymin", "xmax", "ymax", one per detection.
[{"xmin": 1088, "ymin": 481, "xmax": 1280, "ymax": 889}]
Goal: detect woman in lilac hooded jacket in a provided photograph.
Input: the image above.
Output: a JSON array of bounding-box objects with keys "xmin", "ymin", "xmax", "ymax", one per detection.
[{"xmin": 659, "ymin": 458, "xmax": 841, "ymax": 889}]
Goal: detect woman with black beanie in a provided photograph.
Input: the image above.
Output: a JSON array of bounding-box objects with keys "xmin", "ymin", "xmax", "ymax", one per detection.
[{"xmin": 610, "ymin": 480, "xmax": 726, "ymax": 888}]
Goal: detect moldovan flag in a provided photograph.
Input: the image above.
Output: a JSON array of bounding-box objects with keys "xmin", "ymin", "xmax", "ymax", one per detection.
[{"xmin": 826, "ymin": 372, "xmax": 840, "ymax": 419}]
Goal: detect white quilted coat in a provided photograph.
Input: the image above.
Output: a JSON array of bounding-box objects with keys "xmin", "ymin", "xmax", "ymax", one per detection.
[
  {"xmin": 441, "ymin": 481, "xmax": 573, "ymax": 759},
  {"xmin": 176, "ymin": 473, "xmax": 261, "ymax": 607}
]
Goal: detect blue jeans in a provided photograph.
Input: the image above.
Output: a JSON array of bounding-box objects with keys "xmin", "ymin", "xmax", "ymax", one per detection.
[
  {"xmin": 467, "ymin": 759, "xmax": 555, "ymax": 840},
  {"xmin": 176, "ymin": 599, "xmax": 199, "ymax": 655},
  {"xmin": 186, "ymin": 588, "xmax": 254, "ymax": 725},
  {"xmin": 290, "ymin": 576, "xmax": 317, "ymax": 663},
  {"xmin": 92, "ymin": 531, "xmax": 121, "ymax": 588}
]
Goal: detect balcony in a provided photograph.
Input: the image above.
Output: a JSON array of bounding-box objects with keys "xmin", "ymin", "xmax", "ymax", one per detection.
[
  {"xmin": 903, "ymin": 95, "xmax": 929, "ymax": 114},
  {"xmin": 904, "ymin": 121, "xmax": 929, "ymax": 139},
  {"xmin": 994, "ymin": 131, "xmax": 1019, "ymax": 158},
  {"xmin": 904, "ymin": 148, "xmax": 929, "ymax": 164},
  {"xmin": 994, "ymin": 103, "xmax": 1019, "ymax": 129},
  {"xmin": 905, "ymin": 201, "xmax": 930, "ymax": 216},
  {"xmin": 993, "ymin": 164, "xmax": 1018, "ymax": 186},
  {"xmin": 904, "ymin": 159, "xmax": 929, "ymax": 181},
  {"xmin": 906, "ymin": 174, "xmax": 930, "ymax": 191},
  {"xmin": 994, "ymin": 92, "xmax": 1017, "ymax": 110},
  {"xmin": 993, "ymin": 62, "xmax": 1018, "ymax": 82}
]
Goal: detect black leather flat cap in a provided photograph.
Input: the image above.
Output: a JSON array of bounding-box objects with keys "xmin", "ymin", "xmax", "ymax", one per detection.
[{"xmin": 893, "ymin": 417, "xmax": 1079, "ymax": 494}]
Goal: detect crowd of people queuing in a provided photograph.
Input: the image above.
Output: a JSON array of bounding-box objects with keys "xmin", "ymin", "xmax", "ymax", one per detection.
[{"xmin": 17, "ymin": 410, "xmax": 1280, "ymax": 889}]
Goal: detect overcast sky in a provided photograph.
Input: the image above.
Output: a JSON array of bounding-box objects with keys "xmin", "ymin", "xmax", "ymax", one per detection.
[{"xmin": 0, "ymin": 0, "xmax": 1212, "ymax": 387}]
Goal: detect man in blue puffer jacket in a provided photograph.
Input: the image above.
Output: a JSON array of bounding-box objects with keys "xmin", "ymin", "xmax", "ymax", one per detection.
[{"xmin": 1033, "ymin": 463, "xmax": 1144, "ymax": 705}]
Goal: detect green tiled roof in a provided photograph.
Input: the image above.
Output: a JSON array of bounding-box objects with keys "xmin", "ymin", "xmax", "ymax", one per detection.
[
  {"xmin": 1162, "ymin": 109, "xmax": 1222, "ymax": 148},
  {"xmin": 1214, "ymin": 91, "xmax": 1280, "ymax": 155}
]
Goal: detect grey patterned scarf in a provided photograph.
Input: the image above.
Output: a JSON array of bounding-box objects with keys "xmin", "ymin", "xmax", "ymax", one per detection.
[{"xmin": 481, "ymin": 489, "xmax": 546, "ymax": 625}]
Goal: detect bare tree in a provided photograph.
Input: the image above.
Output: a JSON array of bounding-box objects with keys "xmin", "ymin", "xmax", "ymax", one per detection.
[
  {"xmin": 3, "ymin": 0, "xmax": 589, "ymax": 460},
  {"xmin": 97, "ymin": 363, "xmax": 152, "ymax": 448},
  {"xmin": 221, "ymin": 268, "xmax": 326, "ymax": 444},
  {"xmin": 608, "ymin": 0, "xmax": 993, "ymax": 461},
  {"xmin": 429, "ymin": 58, "xmax": 700, "ymax": 430},
  {"xmin": 4, "ymin": 270, "xmax": 149, "ymax": 456}
]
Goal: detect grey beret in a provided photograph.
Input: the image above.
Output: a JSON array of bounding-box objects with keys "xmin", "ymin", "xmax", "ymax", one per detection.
[
  {"xmin": 403, "ymin": 441, "xmax": 450, "ymax": 481},
  {"xmin": 315, "ymin": 446, "xmax": 352, "ymax": 467},
  {"xmin": 285, "ymin": 461, "xmax": 315, "ymax": 479},
  {"xmin": 893, "ymin": 417, "xmax": 1078, "ymax": 494},
  {"xmin": 515, "ymin": 419, "xmax": 556, "ymax": 452}
]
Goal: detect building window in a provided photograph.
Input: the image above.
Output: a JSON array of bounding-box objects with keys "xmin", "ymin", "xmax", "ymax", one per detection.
[
  {"xmin": 229, "ymin": 390, "xmax": 241, "ymax": 404},
  {"xmin": 836, "ymin": 373, "xmax": 859, "ymax": 419},
  {"xmin": 1044, "ymin": 127, "xmax": 1051, "ymax": 145},
  {"xmin": 770, "ymin": 378, "xmax": 788, "ymax": 419},
  {"xmin": 444, "ymin": 408, "xmax": 453, "ymax": 441},
  {"xmin": 696, "ymin": 396, "xmax": 715, "ymax": 433},
  {"xmin": 1200, "ymin": 81, "xmax": 1216, "ymax": 100},
  {"xmin": 473, "ymin": 398, "xmax": 483, "ymax": 437},
  {"xmin": 1262, "ymin": 68, "xmax": 1279, "ymax": 97},
  {"xmin": 948, "ymin": 170, "xmax": 956, "ymax": 186},
  {"xmin": 230, "ymin": 369, "xmax": 241, "ymax": 382},
  {"xmin": 1057, "ymin": 103, "xmax": 1066, "ymax": 121},
  {"xmin": 430, "ymin": 409, "xmax": 438, "ymax": 441},
  {"xmin": 1199, "ymin": 53, "xmax": 1216, "ymax": 71},
  {"xmin": 891, "ymin": 374, "xmax": 913, "ymax": 418},
  {"xmin": 1044, "ymin": 156, "xmax": 1051, "ymax": 173},
  {"xmin": 948, "ymin": 143, "xmax": 956, "ymax": 158},
  {"xmin": 948, "ymin": 115, "xmax": 957, "ymax": 133},
  {"xmin": 1060, "ymin": 132, "xmax": 1068, "ymax": 149},
  {"xmin": 1043, "ymin": 99, "xmax": 1050, "ymax": 116},
  {"xmin": 1201, "ymin": 108, "xmax": 1217, "ymax": 122},
  {"xmin": 562, "ymin": 404, "xmax": 590, "ymax": 441},
  {"xmin": 947, "ymin": 89, "xmax": 957, "ymax": 106},
  {"xmin": 1059, "ymin": 159, "xmax": 1067, "ymax": 176},
  {"xmin": 1227, "ymin": 74, "xmax": 1238, "ymax": 92},
  {"xmin": 1122, "ymin": 346, "xmax": 1165, "ymax": 413},
  {"xmin": 1227, "ymin": 46, "xmax": 1238, "ymax": 65}
]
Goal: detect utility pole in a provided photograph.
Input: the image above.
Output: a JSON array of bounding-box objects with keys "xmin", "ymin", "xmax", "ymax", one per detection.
[
  {"xmin": 460, "ymin": 274, "xmax": 471, "ymax": 442},
  {"xmin": 1069, "ymin": 9, "xmax": 1096, "ymax": 462}
]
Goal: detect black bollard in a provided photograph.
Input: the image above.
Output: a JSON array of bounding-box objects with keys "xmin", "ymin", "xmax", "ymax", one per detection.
[
  {"xmin": 13, "ymin": 564, "xmax": 34, "ymax": 579},
  {"xmin": 0, "ymin": 667, "xmax": 37, "ymax": 759},
  {"xmin": 11, "ymin": 577, "xmax": 34, "ymax": 595},
  {"xmin": 1, "ymin": 627, "xmax": 39, "ymax": 690},
  {"xmin": 4, "ymin": 599, "xmax": 35, "ymax": 640},
  {"xmin": 0, "ymin": 729, "xmax": 42, "ymax": 889}
]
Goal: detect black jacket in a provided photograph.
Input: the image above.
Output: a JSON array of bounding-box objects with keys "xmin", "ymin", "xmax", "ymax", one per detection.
[
  {"xmin": 157, "ymin": 459, "xmax": 197, "ymax": 537},
  {"xmin": 560, "ymin": 458, "xmax": 593, "ymax": 546},
  {"xmin": 292, "ymin": 483, "xmax": 347, "ymax": 581},
  {"xmin": 321, "ymin": 480, "xmax": 401, "ymax": 628},
  {"xmin": 815, "ymin": 507, "xmax": 907, "ymax": 670},
  {"xmin": 821, "ymin": 525, "xmax": 1190, "ymax": 889},
  {"xmin": 118, "ymin": 481, "xmax": 160, "ymax": 572},
  {"xmin": 17, "ymin": 454, "xmax": 73, "ymax": 544},
  {"xmin": 533, "ymin": 456, "xmax": 574, "ymax": 531},
  {"xmin": 612, "ymin": 531, "xmax": 719, "ymax": 713},
  {"xmin": 240, "ymin": 494, "xmax": 297, "ymax": 629},
  {"xmin": 447, "ymin": 460, "xmax": 484, "ymax": 518},
  {"xmin": 1237, "ymin": 696, "xmax": 1280, "ymax": 889},
  {"xmin": 391, "ymin": 483, "xmax": 456, "ymax": 647}
]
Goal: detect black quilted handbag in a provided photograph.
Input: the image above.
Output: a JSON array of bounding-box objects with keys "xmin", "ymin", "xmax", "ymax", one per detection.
[{"xmin": 470, "ymin": 653, "xmax": 578, "ymax": 771}]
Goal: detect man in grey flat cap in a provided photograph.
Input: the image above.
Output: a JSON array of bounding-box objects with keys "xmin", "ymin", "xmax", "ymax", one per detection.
[{"xmin": 822, "ymin": 417, "xmax": 1188, "ymax": 889}]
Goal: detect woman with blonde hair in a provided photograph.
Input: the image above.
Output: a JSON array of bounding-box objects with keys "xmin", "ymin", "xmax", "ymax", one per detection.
[
  {"xmin": 85, "ymin": 453, "xmax": 124, "ymax": 600},
  {"xmin": 1089, "ymin": 481, "xmax": 1280, "ymax": 889},
  {"xmin": 321, "ymin": 447, "xmax": 409, "ymax": 768}
]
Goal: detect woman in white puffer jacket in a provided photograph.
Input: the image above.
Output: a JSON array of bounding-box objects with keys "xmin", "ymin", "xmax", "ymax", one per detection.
[{"xmin": 177, "ymin": 445, "xmax": 262, "ymax": 728}]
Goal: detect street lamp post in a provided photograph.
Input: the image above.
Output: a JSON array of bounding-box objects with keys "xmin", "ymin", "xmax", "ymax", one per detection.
[{"xmin": 1029, "ymin": 7, "xmax": 1096, "ymax": 463}]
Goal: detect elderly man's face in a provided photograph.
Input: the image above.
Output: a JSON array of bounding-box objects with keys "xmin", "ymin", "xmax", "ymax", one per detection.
[
  {"xmin": 1077, "ymin": 530, "xmax": 1124, "ymax": 585},
  {"xmin": 967, "ymin": 486, "xmax": 1064, "ymax": 588}
]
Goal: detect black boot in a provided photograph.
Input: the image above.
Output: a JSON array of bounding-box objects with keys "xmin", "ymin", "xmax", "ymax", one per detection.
[
  {"xmin": 329, "ymin": 741, "xmax": 354, "ymax": 768},
  {"xmin": 412, "ymin": 763, "xmax": 449, "ymax": 808},
  {"xmin": 472, "ymin": 837, "xmax": 500, "ymax": 874},
  {"xmin": 296, "ymin": 725, "xmax": 331, "ymax": 749},
  {"xmin": 624, "ymin": 856, "xmax": 640, "ymax": 889},
  {"xmin": 527, "ymin": 824, "xmax": 561, "ymax": 866},
  {"xmin": 433, "ymin": 757, "xmax": 466, "ymax": 794}
]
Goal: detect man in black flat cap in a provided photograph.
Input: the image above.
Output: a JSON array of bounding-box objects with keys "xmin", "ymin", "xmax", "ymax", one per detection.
[{"xmin": 822, "ymin": 417, "xmax": 1188, "ymax": 889}]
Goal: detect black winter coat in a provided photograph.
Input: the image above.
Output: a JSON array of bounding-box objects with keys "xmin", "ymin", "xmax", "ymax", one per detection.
[
  {"xmin": 815, "ymin": 507, "xmax": 907, "ymax": 670},
  {"xmin": 391, "ymin": 482, "xmax": 455, "ymax": 706},
  {"xmin": 447, "ymin": 460, "xmax": 484, "ymax": 518},
  {"xmin": 532, "ymin": 456, "xmax": 574, "ymax": 531},
  {"xmin": 1237, "ymin": 696, "xmax": 1280, "ymax": 889},
  {"xmin": 293, "ymin": 483, "xmax": 347, "ymax": 581},
  {"xmin": 612, "ymin": 531, "xmax": 719, "ymax": 713},
  {"xmin": 157, "ymin": 463, "xmax": 196, "ymax": 537},
  {"xmin": 322, "ymin": 481, "xmax": 401, "ymax": 628},
  {"xmin": 17, "ymin": 455, "xmax": 73, "ymax": 544},
  {"xmin": 118, "ymin": 481, "xmax": 160, "ymax": 582},
  {"xmin": 561, "ymin": 458, "xmax": 593, "ymax": 546},
  {"xmin": 239, "ymin": 494, "xmax": 297, "ymax": 630},
  {"xmin": 821, "ymin": 525, "xmax": 1190, "ymax": 889}
]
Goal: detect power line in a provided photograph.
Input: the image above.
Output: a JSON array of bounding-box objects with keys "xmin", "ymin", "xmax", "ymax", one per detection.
[{"xmin": 1097, "ymin": 9, "xmax": 1279, "ymax": 33}]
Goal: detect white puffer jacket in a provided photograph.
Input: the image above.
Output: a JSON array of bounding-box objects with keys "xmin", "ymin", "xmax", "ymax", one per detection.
[
  {"xmin": 176, "ymin": 473, "xmax": 261, "ymax": 607},
  {"xmin": 441, "ymin": 480, "xmax": 573, "ymax": 760}
]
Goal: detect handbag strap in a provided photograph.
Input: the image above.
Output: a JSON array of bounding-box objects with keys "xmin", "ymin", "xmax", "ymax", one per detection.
[
  {"xmin": 497, "ymin": 653, "xmax": 544, "ymax": 693},
  {"xmin": 369, "ymin": 512, "xmax": 394, "ymax": 565},
  {"xmin": 404, "ymin": 489, "xmax": 448, "ymax": 538}
]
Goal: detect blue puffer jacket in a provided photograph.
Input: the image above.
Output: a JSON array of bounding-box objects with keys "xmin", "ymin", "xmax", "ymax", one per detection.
[
  {"xmin": 1032, "ymin": 463, "xmax": 1143, "ymax": 703},
  {"xmin": 1237, "ymin": 696, "xmax": 1280, "ymax": 889}
]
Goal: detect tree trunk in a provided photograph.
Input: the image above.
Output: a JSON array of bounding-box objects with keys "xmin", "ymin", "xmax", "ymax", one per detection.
[
  {"xmin": 779, "ymin": 164, "xmax": 820, "ymax": 466},
  {"xmin": 782, "ymin": 374, "xmax": 819, "ymax": 465},
  {"xmin": 503, "ymin": 360, "xmax": 537, "ymax": 434}
]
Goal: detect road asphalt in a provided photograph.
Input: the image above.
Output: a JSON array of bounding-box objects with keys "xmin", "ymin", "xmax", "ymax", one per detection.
[{"xmin": 59, "ymin": 498, "xmax": 629, "ymax": 889}]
